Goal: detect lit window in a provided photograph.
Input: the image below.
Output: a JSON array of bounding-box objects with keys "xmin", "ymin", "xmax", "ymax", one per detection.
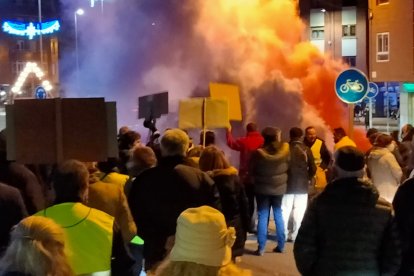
[
  {"xmin": 311, "ymin": 26, "xmax": 324, "ymax": 40},
  {"xmin": 342, "ymin": 25, "xmax": 356, "ymax": 37},
  {"xmin": 377, "ymin": 32, "xmax": 390, "ymax": 62},
  {"xmin": 376, "ymin": 0, "xmax": 389, "ymax": 5}
]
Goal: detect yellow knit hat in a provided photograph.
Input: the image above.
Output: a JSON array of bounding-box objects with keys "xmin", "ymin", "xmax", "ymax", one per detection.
[{"xmin": 170, "ymin": 206, "xmax": 236, "ymax": 267}]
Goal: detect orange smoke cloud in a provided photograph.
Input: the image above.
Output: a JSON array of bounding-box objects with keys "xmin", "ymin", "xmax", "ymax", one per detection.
[{"xmin": 194, "ymin": 0, "xmax": 368, "ymax": 150}]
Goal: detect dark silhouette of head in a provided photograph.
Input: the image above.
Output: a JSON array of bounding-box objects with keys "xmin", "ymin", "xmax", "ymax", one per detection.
[
  {"xmin": 261, "ymin": 127, "xmax": 281, "ymax": 145},
  {"xmin": 246, "ymin": 123, "xmax": 258, "ymax": 133},
  {"xmin": 289, "ymin": 127, "xmax": 303, "ymax": 140},
  {"xmin": 53, "ymin": 160, "xmax": 89, "ymax": 204},
  {"xmin": 374, "ymin": 133, "xmax": 393, "ymax": 148},
  {"xmin": 333, "ymin": 127, "xmax": 347, "ymax": 143},
  {"xmin": 199, "ymin": 130, "xmax": 215, "ymax": 147}
]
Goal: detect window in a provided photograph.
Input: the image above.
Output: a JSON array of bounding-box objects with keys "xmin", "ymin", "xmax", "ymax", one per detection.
[
  {"xmin": 343, "ymin": 56, "xmax": 356, "ymax": 66},
  {"xmin": 342, "ymin": 24, "xmax": 356, "ymax": 37},
  {"xmin": 50, "ymin": 38, "xmax": 58, "ymax": 56},
  {"xmin": 12, "ymin": 61, "xmax": 26, "ymax": 74},
  {"xmin": 376, "ymin": 0, "xmax": 389, "ymax": 5},
  {"xmin": 311, "ymin": 26, "xmax": 324, "ymax": 40},
  {"xmin": 377, "ymin": 32, "xmax": 390, "ymax": 62},
  {"xmin": 15, "ymin": 40, "xmax": 25, "ymax": 51}
]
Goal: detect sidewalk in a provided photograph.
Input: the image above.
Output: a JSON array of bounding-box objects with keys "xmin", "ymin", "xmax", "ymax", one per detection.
[{"xmin": 354, "ymin": 116, "xmax": 399, "ymax": 133}]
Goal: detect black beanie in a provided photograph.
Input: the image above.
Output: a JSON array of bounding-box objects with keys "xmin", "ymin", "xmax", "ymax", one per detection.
[{"xmin": 335, "ymin": 146, "xmax": 365, "ymax": 172}]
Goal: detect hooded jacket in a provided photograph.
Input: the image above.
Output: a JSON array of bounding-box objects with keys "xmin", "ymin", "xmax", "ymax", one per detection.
[
  {"xmin": 294, "ymin": 178, "xmax": 401, "ymax": 276},
  {"xmin": 249, "ymin": 142, "xmax": 289, "ymax": 196},
  {"xmin": 207, "ymin": 167, "xmax": 249, "ymax": 257},
  {"xmin": 367, "ymin": 147, "xmax": 402, "ymax": 203}
]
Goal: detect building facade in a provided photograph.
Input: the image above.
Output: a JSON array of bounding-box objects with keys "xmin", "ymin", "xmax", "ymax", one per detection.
[
  {"xmin": 369, "ymin": 0, "xmax": 414, "ymax": 127},
  {"xmin": 0, "ymin": 0, "xmax": 60, "ymax": 101},
  {"xmin": 299, "ymin": 0, "xmax": 368, "ymax": 73}
]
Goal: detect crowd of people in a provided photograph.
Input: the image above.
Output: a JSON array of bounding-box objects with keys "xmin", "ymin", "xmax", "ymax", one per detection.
[{"xmin": 0, "ymin": 121, "xmax": 413, "ymax": 275}]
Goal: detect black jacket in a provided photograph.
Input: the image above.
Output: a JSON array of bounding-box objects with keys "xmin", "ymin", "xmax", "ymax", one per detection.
[
  {"xmin": 208, "ymin": 167, "xmax": 249, "ymax": 257},
  {"xmin": 128, "ymin": 155, "xmax": 220, "ymax": 269},
  {"xmin": 287, "ymin": 140, "xmax": 316, "ymax": 194},
  {"xmin": 393, "ymin": 178, "xmax": 414, "ymax": 275},
  {"xmin": 0, "ymin": 183, "xmax": 27, "ymax": 254},
  {"xmin": 0, "ymin": 162, "xmax": 44, "ymax": 214},
  {"xmin": 294, "ymin": 178, "xmax": 401, "ymax": 276}
]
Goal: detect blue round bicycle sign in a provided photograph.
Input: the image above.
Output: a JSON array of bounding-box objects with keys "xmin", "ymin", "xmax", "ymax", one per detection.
[
  {"xmin": 335, "ymin": 68, "xmax": 369, "ymax": 104},
  {"xmin": 367, "ymin": 82, "xmax": 379, "ymax": 99},
  {"xmin": 35, "ymin": 86, "xmax": 47, "ymax": 99}
]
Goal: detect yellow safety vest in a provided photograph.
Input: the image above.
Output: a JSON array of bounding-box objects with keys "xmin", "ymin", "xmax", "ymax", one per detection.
[
  {"xmin": 35, "ymin": 202, "xmax": 114, "ymax": 275},
  {"xmin": 310, "ymin": 139, "xmax": 323, "ymax": 166},
  {"xmin": 310, "ymin": 139, "xmax": 327, "ymax": 189}
]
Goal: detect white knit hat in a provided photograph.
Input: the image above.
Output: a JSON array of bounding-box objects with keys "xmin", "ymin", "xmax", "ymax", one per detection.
[{"xmin": 170, "ymin": 206, "xmax": 236, "ymax": 267}]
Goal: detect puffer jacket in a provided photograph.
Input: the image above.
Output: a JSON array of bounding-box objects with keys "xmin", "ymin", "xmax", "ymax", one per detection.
[
  {"xmin": 367, "ymin": 147, "xmax": 402, "ymax": 203},
  {"xmin": 294, "ymin": 178, "xmax": 401, "ymax": 276},
  {"xmin": 249, "ymin": 142, "xmax": 289, "ymax": 196}
]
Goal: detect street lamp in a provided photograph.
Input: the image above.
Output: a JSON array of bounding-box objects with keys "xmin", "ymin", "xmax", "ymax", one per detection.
[
  {"xmin": 38, "ymin": 0, "xmax": 43, "ymax": 67},
  {"xmin": 74, "ymin": 9, "xmax": 84, "ymax": 88},
  {"xmin": 321, "ymin": 8, "xmax": 335, "ymax": 57}
]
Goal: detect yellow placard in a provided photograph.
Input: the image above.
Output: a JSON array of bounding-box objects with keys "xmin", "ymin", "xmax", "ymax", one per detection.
[
  {"xmin": 209, "ymin": 82, "xmax": 242, "ymax": 121},
  {"xmin": 178, "ymin": 98, "xmax": 203, "ymax": 129},
  {"xmin": 178, "ymin": 98, "xmax": 229, "ymax": 129}
]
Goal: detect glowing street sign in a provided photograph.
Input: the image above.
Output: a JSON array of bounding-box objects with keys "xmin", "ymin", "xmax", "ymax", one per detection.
[{"xmin": 2, "ymin": 20, "xmax": 60, "ymax": 39}]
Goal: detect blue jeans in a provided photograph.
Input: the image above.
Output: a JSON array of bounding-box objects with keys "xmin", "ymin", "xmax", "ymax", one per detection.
[{"xmin": 256, "ymin": 194, "xmax": 285, "ymax": 252}]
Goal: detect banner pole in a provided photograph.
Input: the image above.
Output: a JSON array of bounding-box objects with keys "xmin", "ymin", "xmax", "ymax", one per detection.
[{"xmin": 202, "ymin": 98, "xmax": 207, "ymax": 148}]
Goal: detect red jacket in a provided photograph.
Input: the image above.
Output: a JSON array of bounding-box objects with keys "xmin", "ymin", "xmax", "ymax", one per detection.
[{"xmin": 226, "ymin": 130, "xmax": 264, "ymax": 175}]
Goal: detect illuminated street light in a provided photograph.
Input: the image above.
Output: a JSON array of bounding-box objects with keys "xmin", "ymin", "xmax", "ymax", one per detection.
[{"xmin": 74, "ymin": 9, "xmax": 84, "ymax": 88}]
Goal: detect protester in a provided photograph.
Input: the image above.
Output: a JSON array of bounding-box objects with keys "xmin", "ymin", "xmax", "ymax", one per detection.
[
  {"xmin": 398, "ymin": 124, "xmax": 414, "ymax": 179},
  {"xmin": 187, "ymin": 145, "xmax": 204, "ymax": 167},
  {"xmin": 0, "ymin": 216, "xmax": 74, "ymax": 276},
  {"xmin": 294, "ymin": 146, "xmax": 401, "ymax": 275},
  {"xmin": 118, "ymin": 130, "xmax": 142, "ymax": 174},
  {"xmin": 199, "ymin": 146, "xmax": 249, "ymax": 259},
  {"xmin": 0, "ymin": 183, "xmax": 27, "ymax": 255},
  {"xmin": 249, "ymin": 127, "xmax": 289, "ymax": 255},
  {"xmin": 367, "ymin": 133, "xmax": 402, "ymax": 203},
  {"xmin": 128, "ymin": 128, "xmax": 221, "ymax": 272},
  {"xmin": 333, "ymin": 127, "xmax": 356, "ymax": 151},
  {"xmin": 303, "ymin": 126, "xmax": 331, "ymax": 194},
  {"xmin": 226, "ymin": 122, "xmax": 264, "ymax": 233},
  {"xmin": 282, "ymin": 127, "xmax": 316, "ymax": 242},
  {"xmin": 0, "ymin": 133, "xmax": 45, "ymax": 215},
  {"xmin": 124, "ymin": 145, "xmax": 157, "ymax": 195},
  {"xmin": 85, "ymin": 162, "xmax": 138, "ymax": 275},
  {"xmin": 96, "ymin": 158, "xmax": 129, "ymax": 188},
  {"xmin": 156, "ymin": 206, "xmax": 251, "ymax": 276},
  {"xmin": 200, "ymin": 130, "xmax": 216, "ymax": 147},
  {"xmin": 35, "ymin": 160, "xmax": 114, "ymax": 275},
  {"xmin": 393, "ymin": 177, "xmax": 414, "ymax": 275}
]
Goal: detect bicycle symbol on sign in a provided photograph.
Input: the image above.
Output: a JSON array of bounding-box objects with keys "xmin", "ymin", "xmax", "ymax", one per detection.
[{"xmin": 339, "ymin": 79, "xmax": 365, "ymax": 93}]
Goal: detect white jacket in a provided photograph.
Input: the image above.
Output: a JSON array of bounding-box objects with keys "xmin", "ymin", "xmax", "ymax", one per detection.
[{"xmin": 367, "ymin": 147, "xmax": 402, "ymax": 203}]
